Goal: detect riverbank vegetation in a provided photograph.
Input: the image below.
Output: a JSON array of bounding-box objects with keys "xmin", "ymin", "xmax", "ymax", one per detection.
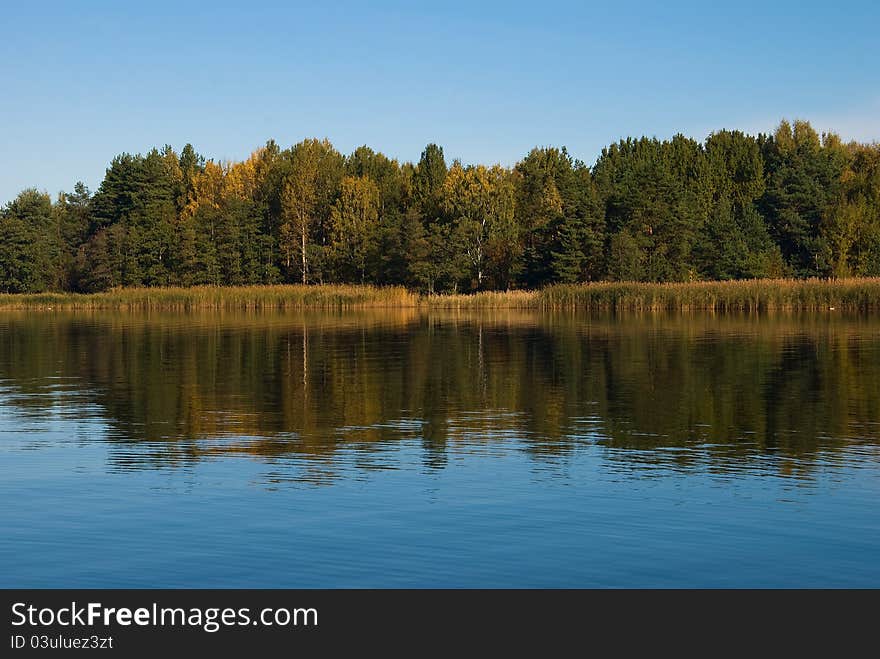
[
  {"xmin": 2, "ymin": 119, "xmax": 879, "ymax": 297},
  {"xmin": 2, "ymin": 278, "xmax": 879, "ymax": 311}
]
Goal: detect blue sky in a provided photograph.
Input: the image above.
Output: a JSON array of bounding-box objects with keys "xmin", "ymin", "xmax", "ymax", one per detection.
[{"xmin": 2, "ymin": 0, "xmax": 879, "ymax": 204}]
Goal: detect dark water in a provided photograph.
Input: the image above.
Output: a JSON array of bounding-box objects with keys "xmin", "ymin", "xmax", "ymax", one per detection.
[{"xmin": 1, "ymin": 309, "xmax": 878, "ymax": 587}]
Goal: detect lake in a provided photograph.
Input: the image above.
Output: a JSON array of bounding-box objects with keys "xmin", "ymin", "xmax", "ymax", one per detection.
[{"xmin": 1, "ymin": 309, "xmax": 878, "ymax": 587}]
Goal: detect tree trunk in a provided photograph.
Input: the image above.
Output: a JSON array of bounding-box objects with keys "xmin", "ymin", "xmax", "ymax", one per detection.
[{"xmin": 301, "ymin": 218, "xmax": 307, "ymax": 285}]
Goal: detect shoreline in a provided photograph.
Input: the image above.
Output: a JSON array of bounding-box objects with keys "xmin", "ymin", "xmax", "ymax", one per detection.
[{"xmin": 2, "ymin": 278, "xmax": 880, "ymax": 311}]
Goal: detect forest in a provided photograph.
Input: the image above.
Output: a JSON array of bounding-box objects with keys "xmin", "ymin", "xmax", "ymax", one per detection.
[{"xmin": 2, "ymin": 119, "xmax": 879, "ymax": 294}]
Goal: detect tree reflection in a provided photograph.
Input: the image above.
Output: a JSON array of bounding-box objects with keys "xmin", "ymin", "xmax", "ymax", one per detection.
[{"xmin": 0, "ymin": 309, "xmax": 878, "ymax": 479}]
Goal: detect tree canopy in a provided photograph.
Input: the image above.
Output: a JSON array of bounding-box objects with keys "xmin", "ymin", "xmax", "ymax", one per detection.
[{"xmin": 2, "ymin": 121, "xmax": 879, "ymax": 294}]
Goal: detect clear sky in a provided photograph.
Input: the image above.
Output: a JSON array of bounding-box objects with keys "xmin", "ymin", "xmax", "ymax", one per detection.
[{"xmin": 2, "ymin": 0, "xmax": 879, "ymax": 204}]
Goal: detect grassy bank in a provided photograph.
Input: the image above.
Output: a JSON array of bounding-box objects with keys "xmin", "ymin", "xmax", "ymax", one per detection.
[
  {"xmin": 427, "ymin": 278, "xmax": 880, "ymax": 311},
  {"xmin": 536, "ymin": 278, "xmax": 880, "ymax": 311},
  {"xmin": 0, "ymin": 284, "xmax": 418, "ymax": 310},
  {"xmin": 2, "ymin": 278, "xmax": 880, "ymax": 311}
]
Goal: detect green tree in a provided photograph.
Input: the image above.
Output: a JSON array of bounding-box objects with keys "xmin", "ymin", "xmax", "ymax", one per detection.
[
  {"xmin": 329, "ymin": 176, "xmax": 380, "ymax": 283},
  {"xmin": 607, "ymin": 228, "xmax": 644, "ymax": 281},
  {"xmin": 0, "ymin": 189, "xmax": 59, "ymax": 292},
  {"xmin": 441, "ymin": 163, "xmax": 514, "ymax": 289},
  {"xmin": 56, "ymin": 182, "xmax": 91, "ymax": 289},
  {"xmin": 594, "ymin": 135, "xmax": 709, "ymax": 281},
  {"xmin": 76, "ymin": 224, "xmax": 127, "ymax": 292},
  {"xmin": 759, "ymin": 120, "xmax": 849, "ymax": 276},
  {"xmin": 413, "ymin": 143, "xmax": 448, "ymax": 222},
  {"xmin": 278, "ymin": 139, "xmax": 343, "ymax": 283},
  {"xmin": 516, "ymin": 147, "xmax": 604, "ymax": 285}
]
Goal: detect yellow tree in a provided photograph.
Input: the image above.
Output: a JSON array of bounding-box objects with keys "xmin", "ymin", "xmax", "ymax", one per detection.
[
  {"xmin": 226, "ymin": 147, "xmax": 273, "ymax": 201},
  {"xmin": 184, "ymin": 160, "xmax": 226, "ymax": 220}
]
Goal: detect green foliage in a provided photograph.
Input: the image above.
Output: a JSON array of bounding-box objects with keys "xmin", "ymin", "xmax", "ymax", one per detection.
[
  {"xmin": 759, "ymin": 121, "xmax": 849, "ymax": 277},
  {"xmin": 0, "ymin": 189, "xmax": 59, "ymax": 293},
  {"xmin": 594, "ymin": 135, "xmax": 711, "ymax": 282},
  {"xmin": 704, "ymin": 130, "xmax": 765, "ymax": 207},
  {"xmin": 696, "ymin": 197, "xmax": 781, "ymax": 280},
  {"xmin": 277, "ymin": 139, "xmax": 344, "ymax": 283},
  {"xmin": 3, "ymin": 119, "xmax": 880, "ymax": 294},
  {"xmin": 607, "ymin": 229, "xmax": 644, "ymax": 281},
  {"xmin": 413, "ymin": 143, "xmax": 448, "ymax": 222},
  {"xmin": 330, "ymin": 176, "xmax": 380, "ymax": 283}
]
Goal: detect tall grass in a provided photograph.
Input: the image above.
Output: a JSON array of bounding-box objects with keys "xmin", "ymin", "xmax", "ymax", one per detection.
[
  {"xmin": 1, "ymin": 278, "xmax": 879, "ymax": 311},
  {"xmin": 538, "ymin": 278, "xmax": 880, "ymax": 311},
  {"xmin": 421, "ymin": 289, "xmax": 539, "ymax": 309},
  {"xmin": 0, "ymin": 284, "xmax": 417, "ymax": 310}
]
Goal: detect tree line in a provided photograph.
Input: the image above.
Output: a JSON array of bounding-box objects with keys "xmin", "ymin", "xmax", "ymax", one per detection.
[{"xmin": 2, "ymin": 119, "xmax": 879, "ymax": 294}]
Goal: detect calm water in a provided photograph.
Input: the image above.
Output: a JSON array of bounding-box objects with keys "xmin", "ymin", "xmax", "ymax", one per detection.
[{"xmin": 1, "ymin": 309, "xmax": 878, "ymax": 587}]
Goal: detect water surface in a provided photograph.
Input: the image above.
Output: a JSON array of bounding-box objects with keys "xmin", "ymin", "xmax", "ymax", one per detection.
[{"xmin": 1, "ymin": 309, "xmax": 878, "ymax": 587}]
